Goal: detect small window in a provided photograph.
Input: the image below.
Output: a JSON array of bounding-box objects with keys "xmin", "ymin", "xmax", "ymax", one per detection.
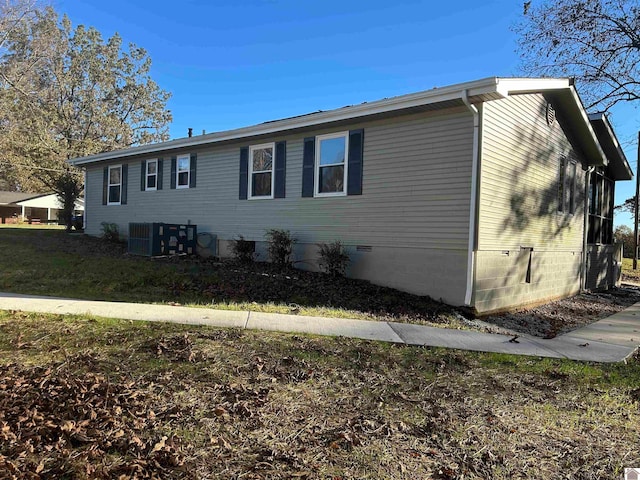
[
  {"xmin": 108, "ymin": 165, "xmax": 122, "ymax": 205},
  {"xmin": 249, "ymin": 143, "xmax": 275, "ymax": 199},
  {"xmin": 568, "ymin": 161, "xmax": 577, "ymax": 214},
  {"xmin": 176, "ymin": 154, "xmax": 190, "ymax": 189},
  {"xmin": 315, "ymin": 132, "xmax": 348, "ymax": 196},
  {"xmin": 557, "ymin": 158, "xmax": 566, "ymax": 213},
  {"xmin": 557, "ymin": 157, "xmax": 577, "ymax": 215},
  {"xmin": 146, "ymin": 159, "xmax": 157, "ymax": 191}
]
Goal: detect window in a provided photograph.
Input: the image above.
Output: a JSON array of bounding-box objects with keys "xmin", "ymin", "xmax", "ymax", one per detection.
[
  {"xmin": 557, "ymin": 157, "xmax": 577, "ymax": 214},
  {"xmin": 315, "ymin": 132, "xmax": 348, "ymax": 196},
  {"xmin": 568, "ymin": 161, "xmax": 577, "ymax": 214},
  {"xmin": 557, "ymin": 158, "xmax": 566, "ymax": 213},
  {"xmin": 176, "ymin": 154, "xmax": 190, "ymax": 188},
  {"xmin": 146, "ymin": 159, "xmax": 157, "ymax": 191},
  {"xmin": 249, "ymin": 143, "xmax": 275, "ymax": 199},
  {"xmin": 108, "ymin": 165, "xmax": 122, "ymax": 205},
  {"xmin": 587, "ymin": 169, "xmax": 614, "ymax": 244}
]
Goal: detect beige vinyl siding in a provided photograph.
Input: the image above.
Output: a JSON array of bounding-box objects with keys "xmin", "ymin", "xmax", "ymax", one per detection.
[
  {"xmin": 478, "ymin": 93, "xmax": 586, "ymax": 251},
  {"xmin": 84, "ymin": 107, "xmax": 474, "ymax": 305},
  {"xmin": 85, "ymin": 107, "xmax": 473, "ymax": 250},
  {"xmin": 474, "ymin": 93, "xmax": 587, "ymax": 313}
]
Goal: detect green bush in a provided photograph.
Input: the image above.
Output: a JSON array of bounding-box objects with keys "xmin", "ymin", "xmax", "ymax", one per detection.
[
  {"xmin": 317, "ymin": 241, "xmax": 350, "ymax": 276},
  {"xmin": 229, "ymin": 235, "xmax": 255, "ymax": 263},
  {"xmin": 100, "ymin": 222, "xmax": 119, "ymax": 242},
  {"xmin": 265, "ymin": 229, "xmax": 296, "ymax": 267}
]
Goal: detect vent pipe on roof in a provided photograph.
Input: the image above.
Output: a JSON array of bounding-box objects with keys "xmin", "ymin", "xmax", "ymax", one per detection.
[{"xmin": 188, "ymin": 128, "xmax": 193, "ymax": 138}]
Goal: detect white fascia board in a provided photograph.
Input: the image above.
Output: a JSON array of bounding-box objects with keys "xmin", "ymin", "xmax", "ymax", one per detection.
[
  {"xmin": 588, "ymin": 112, "xmax": 632, "ymax": 176},
  {"xmin": 68, "ymin": 77, "xmax": 505, "ymax": 166},
  {"xmin": 567, "ymin": 87, "xmax": 608, "ymax": 166},
  {"xmin": 495, "ymin": 77, "xmax": 571, "ymax": 97}
]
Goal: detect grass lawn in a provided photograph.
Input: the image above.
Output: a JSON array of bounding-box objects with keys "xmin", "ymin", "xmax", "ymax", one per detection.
[
  {"xmin": 0, "ymin": 227, "xmax": 465, "ymax": 328},
  {"xmin": 622, "ymin": 257, "xmax": 640, "ymax": 283},
  {"xmin": 0, "ymin": 311, "xmax": 639, "ymax": 479}
]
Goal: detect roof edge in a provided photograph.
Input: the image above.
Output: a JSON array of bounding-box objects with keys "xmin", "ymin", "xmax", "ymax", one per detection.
[
  {"xmin": 588, "ymin": 113, "xmax": 633, "ymax": 180},
  {"xmin": 70, "ymin": 77, "xmax": 584, "ymax": 166}
]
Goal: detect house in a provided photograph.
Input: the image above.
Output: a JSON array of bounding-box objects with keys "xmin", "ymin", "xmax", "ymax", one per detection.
[
  {"xmin": 68, "ymin": 77, "xmax": 632, "ymax": 314},
  {"xmin": 0, "ymin": 191, "xmax": 84, "ymax": 224}
]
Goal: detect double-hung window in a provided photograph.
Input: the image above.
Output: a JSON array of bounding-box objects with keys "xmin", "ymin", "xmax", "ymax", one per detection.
[
  {"xmin": 146, "ymin": 159, "xmax": 158, "ymax": 191},
  {"xmin": 315, "ymin": 132, "xmax": 348, "ymax": 196},
  {"xmin": 249, "ymin": 143, "xmax": 275, "ymax": 199},
  {"xmin": 108, "ymin": 165, "xmax": 122, "ymax": 205},
  {"xmin": 176, "ymin": 154, "xmax": 190, "ymax": 188}
]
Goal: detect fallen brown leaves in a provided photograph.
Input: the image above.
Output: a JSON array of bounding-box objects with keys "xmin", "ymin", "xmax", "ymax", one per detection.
[
  {"xmin": 1, "ymin": 315, "xmax": 639, "ymax": 479},
  {"xmin": 0, "ymin": 359, "xmax": 189, "ymax": 479}
]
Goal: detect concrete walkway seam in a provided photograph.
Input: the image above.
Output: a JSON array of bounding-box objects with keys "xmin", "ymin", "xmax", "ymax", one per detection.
[{"xmin": 0, "ymin": 292, "xmax": 638, "ymax": 363}]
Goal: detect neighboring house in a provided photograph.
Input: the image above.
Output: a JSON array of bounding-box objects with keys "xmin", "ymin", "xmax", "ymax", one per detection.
[
  {"xmin": 0, "ymin": 191, "xmax": 84, "ymax": 224},
  {"xmin": 68, "ymin": 77, "xmax": 631, "ymax": 314}
]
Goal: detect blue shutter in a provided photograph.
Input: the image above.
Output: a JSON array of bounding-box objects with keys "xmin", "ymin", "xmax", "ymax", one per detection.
[
  {"xmin": 239, "ymin": 147, "xmax": 249, "ymax": 200},
  {"xmin": 189, "ymin": 153, "xmax": 197, "ymax": 188},
  {"xmin": 347, "ymin": 129, "xmax": 364, "ymax": 195},
  {"xmin": 157, "ymin": 159, "xmax": 163, "ymax": 190},
  {"xmin": 170, "ymin": 157, "xmax": 177, "ymax": 189},
  {"xmin": 302, "ymin": 137, "xmax": 315, "ymax": 197},
  {"xmin": 274, "ymin": 141, "xmax": 286, "ymax": 198},
  {"xmin": 121, "ymin": 164, "xmax": 128, "ymax": 205},
  {"xmin": 140, "ymin": 161, "xmax": 146, "ymax": 191},
  {"xmin": 102, "ymin": 167, "xmax": 108, "ymax": 205}
]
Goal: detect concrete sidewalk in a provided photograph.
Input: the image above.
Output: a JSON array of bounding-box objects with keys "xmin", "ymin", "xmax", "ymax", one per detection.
[{"xmin": 0, "ymin": 292, "xmax": 638, "ymax": 363}]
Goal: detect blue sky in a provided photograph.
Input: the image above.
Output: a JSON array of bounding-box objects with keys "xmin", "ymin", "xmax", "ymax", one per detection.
[{"xmin": 56, "ymin": 0, "xmax": 639, "ymax": 226}]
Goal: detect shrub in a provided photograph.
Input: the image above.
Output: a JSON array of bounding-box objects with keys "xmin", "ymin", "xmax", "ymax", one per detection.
[
  {"xmin": 317, "ymin": 241, "xmax": 350, "ymax": 276},
  {"xmin": 100, "ymin": 222, "xmax": 119, "ymax": 242},
  {"xmin": 229, "ymin": 235, "xmax": 255, "ymax": 263},
  {"xmin": 265, "ymin": 229, "xmax": 296, "ymax": 267}
]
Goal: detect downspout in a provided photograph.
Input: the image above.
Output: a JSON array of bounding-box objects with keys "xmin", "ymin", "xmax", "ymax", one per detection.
[
  {"xmin": 462, "ymin": 90, "xmax": 480, "ymax": 306},
  {"xmin": 581, "ymin": 166, "xmax": 595, "ymax": 292}
]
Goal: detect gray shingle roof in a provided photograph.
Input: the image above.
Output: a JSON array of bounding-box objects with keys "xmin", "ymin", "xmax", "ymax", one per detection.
[{"xmin": 0, "ymin": 191, "xmax": 48, "ymax": 205}]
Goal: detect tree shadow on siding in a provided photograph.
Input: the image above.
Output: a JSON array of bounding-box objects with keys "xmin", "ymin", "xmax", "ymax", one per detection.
[
  {"xmin": 499, "ymin": 100, "xmax": 584, "ymax": 242},
  {"xmin": 478, "ymin": 99, "xmax": 587, "ymax": 311}
]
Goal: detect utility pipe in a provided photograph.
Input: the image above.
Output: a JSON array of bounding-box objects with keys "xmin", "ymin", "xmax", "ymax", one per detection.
[{"xmin": 461, "ymin": 90, "xmax": 480, "ymax": 307}]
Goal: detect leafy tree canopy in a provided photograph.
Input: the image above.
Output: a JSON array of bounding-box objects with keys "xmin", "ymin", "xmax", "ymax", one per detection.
[{"xmin": 0, "ymin": 1, "xmax": 172, "ymax": 192}]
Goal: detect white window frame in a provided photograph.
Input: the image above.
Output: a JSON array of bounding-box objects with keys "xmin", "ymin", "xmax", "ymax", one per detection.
[
  {"xmin": 314, "ymin": 131, "xmax": 349, "ymax": 197},
  {"xmin": 248, "ymin": 142, "xmax": 275, "ymax": 200},
  {"xmin": 176, "ymin": 154, "xmax": 190, "ymax": 189},
  {"xmin": 145, "ymin": 158, "xmax": 158, "ymax": 191},
  {"xmin": 107, "ymin": 164, "xmax": 122, "ymax": 206}
]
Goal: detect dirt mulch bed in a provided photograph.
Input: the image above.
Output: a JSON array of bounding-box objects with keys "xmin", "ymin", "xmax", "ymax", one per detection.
[{"xmin": 481, "ymin": 286, "xmax": 640, "ymax": 338}]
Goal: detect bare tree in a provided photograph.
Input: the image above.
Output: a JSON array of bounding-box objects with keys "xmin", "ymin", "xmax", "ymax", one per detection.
[{"xmin": 515, "ymin": 0, "xmax": 640, "ymax": 111}]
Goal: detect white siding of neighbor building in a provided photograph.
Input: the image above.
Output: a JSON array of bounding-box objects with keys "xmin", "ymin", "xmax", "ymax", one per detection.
[
  {"xmin": 84, "ymin": 107, "xmax": 474, "ymax": 304},
  {"xmin": 474, "ymin": 93, "xmax": 587, "ymax": 313}
]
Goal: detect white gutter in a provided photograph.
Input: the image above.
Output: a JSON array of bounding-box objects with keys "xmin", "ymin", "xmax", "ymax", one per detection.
[{"xmin": 461, "ymin": 89, "xmax": 480, "ymax": 307}]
